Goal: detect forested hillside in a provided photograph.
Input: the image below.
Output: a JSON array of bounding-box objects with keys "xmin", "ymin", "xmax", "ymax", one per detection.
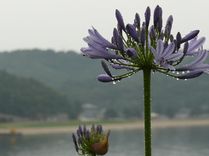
[
  {"xmin": 0, "ymin": 49, "xmax": 208, "ymax": 118},
  {"xmin": 0, "ymin": 70, "xmax": 73, "ymax": 119}
]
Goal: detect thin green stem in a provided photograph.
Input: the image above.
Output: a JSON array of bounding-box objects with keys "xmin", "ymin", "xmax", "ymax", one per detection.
[{"xmin": 143, "ymin": 69, "xmax": 152, "ymax": 156}]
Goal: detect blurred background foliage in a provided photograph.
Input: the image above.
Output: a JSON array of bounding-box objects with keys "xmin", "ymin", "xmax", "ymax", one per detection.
[{"xmin": 0, "ymin": 49, "xmax": 208, "ymax": 120}]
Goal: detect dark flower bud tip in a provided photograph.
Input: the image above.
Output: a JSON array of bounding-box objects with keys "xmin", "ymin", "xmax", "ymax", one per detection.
[
  {"xmin": 72, "ymin": 133, "xmax": 79, "ymax": 152},
  {"xmin": 181, "ymin": 30, "xmax": 200, "ymax": 43},
  {"xmin": 149, "ymin": 25, "xmax": 156, "ymax": 40},
  {"xmin": 96, "ymin": 125, "xmax": 103, "ymax": 134},
  {"xmin": 145, "ymin": 7, "xmax": 151, "ymax": 28},
  {"xmin": 165, "ymin": 15, "xmax": 173, "ymax": 36},
  {"xmin": 97, "ymin": 74, "xmax": 114, "ymax": 82},
  {"xmin": 101, "ymin": 60, "xmax": 112, "ymax": 77},
  {"xmin": 78, "ymin": 125, "xmax": 83, "ymax": 136},
  {"xmin": 140, "ymin": 24, "xmax": 146, "ymax": 46},
  {"xmin": 134, "ymin": 13, "xmax": 140, "ymax": 28},
  {"xmin": 126, "ymin": 48, "xmax": 137, "ymax": 57},
  {"xmin": 177, "ymin": 71, "xmax": 203, "ymax": 79},
  {"xmin": 176, "ymin": 32, "xmax": 182, "ymax": 49},
  {"xmin": 154, "ymin": 5, "xmax": 162, "ymax": 32},
  {"xmin": 170, "ymin": 35, "xmax": 174, "ymax": 42},
  {"xmin": 183, "ymin": 42, "xmax": 189, "ymax": 54},
  {"xmin": 126, "ymin": 24, "xmax": 139, "ymax": 42},
  {"xmin": 113, "ymin": 28, "xmax": 124, "ymax": 51},
  {"xmin": 115, "ymin": 9, "xmax": 126, "ymax": 31}
]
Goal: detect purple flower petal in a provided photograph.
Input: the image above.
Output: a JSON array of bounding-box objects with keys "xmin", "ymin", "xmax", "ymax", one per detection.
[
  {"xmin": 113, "ymin": 28, "xmax": 124, "ymax": 51},
  {"xmin": 149, "ymin": 25, "xmax": 156, "ymax": 39},
  {"xmin": 177, "ymin": 70, "xmax": 203, "ymax": 79},
  {"xmin": 110, "ymin": 64, "xmax": 134, "ymax": 70},
  {"xmin": 161, "ymin": 64, "xmax": 175, "ymax": 71},
  {"xmin": 161, "ymin": 42, "xmax": 175, "ymax": 58},
  {"xmin": 90, "ymin": 28, "xmax": 116, "ymax": 49},
  {"xmin": 134, "ymin": 13, "xmax": 140, "ymax": 28},
  {"xmin": 154, "ymin": 5, "xmax": 162, "ymax": 32},
  {"xmin": 177, "ymin": 51, "xmax": 208, "ymax": 70},
  {"xmin": 165, "ymin": 15, "xmax": 173, "ymax": 36},
  {"xmin": 97, "ymin": 74, "xmax": 113, "ymax": 82},
  {"xmin": 126, "ymin": 24, "xmax": 139, "ymax": 42},
  {"xmin": 165, "ymin": 52, "xmax": 183, "ymax": 62},
  {"xmin": 140, "ymin": 25, "xmax": 146, "ymax": 46},
  {"xmin": 81, "ymin": 47, "xmax": 123, "ymax": 59},
  {"xmin": 187, "ymin": 37, "xmax": 205, "ymax": 55},
  {"xmin": 101, "ymin": 61, "xmax": 112, "ymax": 77},
  {"xmin": 156, "ymin": 39, "xmax": 164, "ymax": 59},
  {"xmin": 126, "ymin": 48, "xmax": 137, "ymax": 57},
  {"xmin": 145, "ymin": 7, "xmax": 151, "ymax": 28},
  {"xmin": 181, "ymin": 30, "xmax": 199, "ymax": 43},
  {"xmin": 115, "ymin": 9, "xmax": 126, "ymax": 31},
  {"xmin": 176, "ymin": 32, "xmax": 182, "ymax": 49}
]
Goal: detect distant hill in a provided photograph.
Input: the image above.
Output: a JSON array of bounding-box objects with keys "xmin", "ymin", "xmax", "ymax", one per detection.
[
  {"xmin": 0, "ymin": 70, "xmax": 72, "ymax": 119},
  {"xmin": 0, "ymin": 49, "xmax": 208, "ymax": 118}
]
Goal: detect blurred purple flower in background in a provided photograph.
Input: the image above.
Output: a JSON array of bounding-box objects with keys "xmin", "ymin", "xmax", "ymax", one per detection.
[{"xmin": 72, "ymin": 125, "xmax": 110, "ymax": 156}]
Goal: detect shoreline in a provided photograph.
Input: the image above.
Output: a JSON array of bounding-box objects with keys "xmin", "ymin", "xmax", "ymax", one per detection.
[{"xmin": 0, "ymin": 118, "xmax": 209, "ymax": 135}]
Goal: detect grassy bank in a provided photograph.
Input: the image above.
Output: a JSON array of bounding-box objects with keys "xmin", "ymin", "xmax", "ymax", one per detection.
[
  {"xmin": 0, "ymin": 119, "xmax": 131, "ymax": 128},
  {"xmin": 0, "ymin": 119, "xmax": 209, "ymax": 135}
]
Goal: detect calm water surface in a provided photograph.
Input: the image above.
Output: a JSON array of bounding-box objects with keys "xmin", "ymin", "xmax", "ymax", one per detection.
[{"xmin": 0, "ymin": 127, "xmax": 209, "ymax": 156}]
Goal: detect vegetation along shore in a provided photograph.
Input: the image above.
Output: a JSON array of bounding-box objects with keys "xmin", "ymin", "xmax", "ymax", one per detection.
[{"xmin": 0, "ymin": 119, "xmax": 209, "ymax": 135}]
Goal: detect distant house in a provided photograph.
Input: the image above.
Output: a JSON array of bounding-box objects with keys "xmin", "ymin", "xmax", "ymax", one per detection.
[
  {"xmin": 0, "ymin": 113, "xmax": 25, "ymax": 122},
  {"xmin": 174, "ymin": 108, "xmax": 190, "ymax": 119},
  {"xmin": 46, "ymin": 113, "xmax": 68, "ymax": 122},
  {"xmin": 78, "ymin": 103, "xmax": 105, "ymax": 121}
]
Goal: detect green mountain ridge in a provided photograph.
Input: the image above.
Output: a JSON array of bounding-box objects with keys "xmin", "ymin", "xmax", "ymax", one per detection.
[
  {"xmin": 0, "ymin": 70, "xmax": 72, "ymax": 120},
  {"xmin": 0, "ymin": 49, "xmax": 208, "ymax": 118}
]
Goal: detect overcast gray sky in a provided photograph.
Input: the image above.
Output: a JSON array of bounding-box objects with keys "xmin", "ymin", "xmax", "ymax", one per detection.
[{"xmin": 0, "ymin": 0, "xmax": 209, "ymax": 52}]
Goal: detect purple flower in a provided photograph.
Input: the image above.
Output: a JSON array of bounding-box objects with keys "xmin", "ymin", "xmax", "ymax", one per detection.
[
  {"xmin": 81, "ymin": 28, "xmax": 123, "ymax": 59},
  {"xmin": 72, "ymin": 125, "xmax": 110, "ymax": 156},
  {"xmin": 177, "ymin": 51, "xmax": 209, "ymax": 72},
  {"xmin": 81, "ymin": 5, "xmax": 209, "ymax": 82},
  {"xmin": 150, "ymin": 39, "xmax": 181, "ymax": 70}
]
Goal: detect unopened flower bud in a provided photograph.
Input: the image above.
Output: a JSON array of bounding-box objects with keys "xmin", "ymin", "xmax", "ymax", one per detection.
[
  {"xmin": 145, "ymin": 7, "xmax": 151, "ymax": 28},
  {"xmin": 115, "ymin": 9, "xmax": 126, "ymax": 31},
  {"xmin": 126, "ymin": 24, "xmax": 139, "ymax": 42}
]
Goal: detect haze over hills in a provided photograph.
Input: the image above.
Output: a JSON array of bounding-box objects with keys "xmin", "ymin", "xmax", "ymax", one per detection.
[
  {"xmin": 0, "ymin": 70, "xmax": 72, "ymax": 120},
  {"xmin": 0, "ymin": 49, "xmax": 209, "ymax": 119}
]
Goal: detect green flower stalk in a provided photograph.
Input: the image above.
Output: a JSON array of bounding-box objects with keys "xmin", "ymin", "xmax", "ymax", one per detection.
[
  {"xmin": 72, "ymin": 125, "xmax": 110, "ymax": 156},
  {"xmin": 80, "ymin": 5, "xmax": 209, "ymax": 156}
]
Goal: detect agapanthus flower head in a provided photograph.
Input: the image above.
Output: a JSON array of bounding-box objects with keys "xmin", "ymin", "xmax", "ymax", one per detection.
[
  {"xmin": 72, "ymin": 124, "xmax": 110, "ymax": 156},
  {"xmin": 81, "ymin": 5, "xmax": 209, "ymax": 82}
]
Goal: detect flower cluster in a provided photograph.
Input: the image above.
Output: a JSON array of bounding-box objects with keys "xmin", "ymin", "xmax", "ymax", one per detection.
[
  {"xmin": 72, "ymin": 125, "xmax": 110, "ymax": 156},
  {"xmin": 81, "ymin": 5, "xmax": 209, "ymax": 82}
]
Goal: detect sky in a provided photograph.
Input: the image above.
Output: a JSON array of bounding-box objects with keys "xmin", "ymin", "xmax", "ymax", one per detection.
[{"xmin": 0, "ymin": 0, "xmax": 209, "ymax": 52}]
